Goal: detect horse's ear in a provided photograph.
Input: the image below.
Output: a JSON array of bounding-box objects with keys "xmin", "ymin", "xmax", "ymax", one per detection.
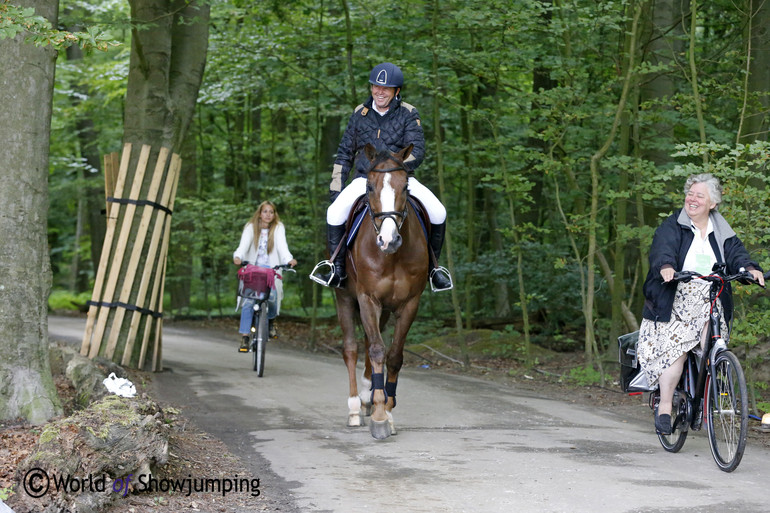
[
  {"xmin": 364, "ymin": 143, "xmax": 378, "ymax": 162},
  {"xmin": 398, "ymin": 144, "xmax": 414, "ymax": 161}
]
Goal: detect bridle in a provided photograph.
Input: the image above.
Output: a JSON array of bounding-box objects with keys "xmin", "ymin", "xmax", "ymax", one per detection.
[{"xmin": 366, "ymin": 160, "xmax": 410, "ymax": 234}]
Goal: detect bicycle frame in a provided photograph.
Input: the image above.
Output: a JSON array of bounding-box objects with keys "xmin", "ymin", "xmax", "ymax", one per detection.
[{"xmin": 675, "ymin": 275, "xmax": 729, "ymax": 432}]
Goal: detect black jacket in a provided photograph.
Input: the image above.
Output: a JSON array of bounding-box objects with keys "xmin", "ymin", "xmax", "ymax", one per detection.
[
  {"xmin": 329, "ymin": 95, "xmax": 425, "ymax": 200},
  {"xmin": 642, "ymin": 208, "xmax": 760, "ymax": 325}
]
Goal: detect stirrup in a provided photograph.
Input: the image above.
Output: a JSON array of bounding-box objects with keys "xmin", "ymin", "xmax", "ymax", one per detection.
[
  {"xmin": 429, "ymin": 266, "xmax": 453, "ymax": 292},
  {"xmin": 310, "ymin": 260, "xmax": 336, "ymax": 287}
]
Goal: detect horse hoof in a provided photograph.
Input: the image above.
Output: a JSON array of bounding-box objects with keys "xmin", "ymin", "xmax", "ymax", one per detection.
[
  {"xmin": 347, "ymin": 413, "xmax": 362, "ymax": 427},
  {"xmin": 369, "ymin": 419, "xmax": 392, "ymax": 440},
  {"xmin": 363, "ymin": 403, "xmax": 373, "ymax": 417},
  {"xmin": 387, "ymin": 412, "xmax": 397, "ymax": 435}
]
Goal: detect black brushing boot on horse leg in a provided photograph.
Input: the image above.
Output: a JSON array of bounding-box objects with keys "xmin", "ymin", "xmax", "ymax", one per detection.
[{"xmin": 429, "ymin": 222, "xmax": 453, "ymax": 292}]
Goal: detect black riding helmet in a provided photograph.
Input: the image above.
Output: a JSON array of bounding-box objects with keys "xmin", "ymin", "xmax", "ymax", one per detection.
[{"xmin": 369, "ymin": 62, "xmax": 404, "ymax": 89}]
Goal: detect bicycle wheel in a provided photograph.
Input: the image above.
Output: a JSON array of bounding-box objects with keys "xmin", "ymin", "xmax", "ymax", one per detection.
[
  {"xmin": 706, "ymin": 350, "xmax": 748, "ymax": 472},
  {"xmin": 253, "ymin": 310, "xmax": 268, "ymax": 376},
  {"xmin": 658, "ymin": 389, "xmax": 689, "ymax": 452}
]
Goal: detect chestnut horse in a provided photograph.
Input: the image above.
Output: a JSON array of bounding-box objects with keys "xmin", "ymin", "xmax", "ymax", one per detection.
[{"xmin": 336, "ymin": 143, "xmax": 429, "ymax": 439}]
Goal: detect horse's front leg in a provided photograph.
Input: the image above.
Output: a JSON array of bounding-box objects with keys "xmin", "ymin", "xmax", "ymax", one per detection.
[
  {"xmin": 359, "ymin": 310, "xmax": 389, "ymax": 417},
  {"xmin": 336, "ymin": 291, "xmax": 362, "ymax": 427},
  {"xmin": 359, "ymin": 338, "xmax": 372, "ymax": 417},
  {"xmin": 358, "ymin": 295, "xmax": 390, "ymax": 439},
  {"xmin": 384, "ymin": 297, "xmax": 421, "ymax": 436}
]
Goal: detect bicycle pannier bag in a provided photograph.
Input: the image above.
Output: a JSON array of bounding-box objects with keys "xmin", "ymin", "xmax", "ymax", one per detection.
[{"xmin": 618, "ymin": 330, "xmax": 651, "ymax": 393}]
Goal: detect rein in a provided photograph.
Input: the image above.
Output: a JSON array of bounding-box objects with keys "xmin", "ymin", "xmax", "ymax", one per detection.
[{"xmin": 366, "ymin": 161, "xmax": 409, "ymax": 233}]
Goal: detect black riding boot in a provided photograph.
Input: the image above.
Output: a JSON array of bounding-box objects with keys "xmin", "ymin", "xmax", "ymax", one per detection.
[
  {"xmin": 316, "ymin": 223, "xmax": 347, "ymax": 288},
  {"xmin": 429, "ymin": 222, "xmax": 453, "ymax": 291}
]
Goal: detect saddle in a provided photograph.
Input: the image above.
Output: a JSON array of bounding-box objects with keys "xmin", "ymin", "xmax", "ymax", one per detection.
[{"xmin": 343, "ymin": 195, "xmax": 430, "ymax": 248}]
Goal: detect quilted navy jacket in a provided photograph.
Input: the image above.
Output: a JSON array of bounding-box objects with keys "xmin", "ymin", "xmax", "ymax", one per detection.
[{"xmin": 329, "ymin": 95, "xmax": 425, "ymax": 199}]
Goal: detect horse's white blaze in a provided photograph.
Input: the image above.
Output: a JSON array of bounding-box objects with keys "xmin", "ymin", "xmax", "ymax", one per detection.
[{"xmin": 378, "ymin": 173, "xmax": 399, "ymax": 250}]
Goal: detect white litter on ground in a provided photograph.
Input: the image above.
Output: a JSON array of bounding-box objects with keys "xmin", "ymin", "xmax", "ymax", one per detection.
[{"xmin": 103, "ymin": 372, "xmax": 137, "ymax": 398}]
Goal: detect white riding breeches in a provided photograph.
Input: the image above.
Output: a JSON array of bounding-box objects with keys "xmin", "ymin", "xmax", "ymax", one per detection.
[{"xmin": 326, "ymin": 176, "xmax": 447, "ymax": 226}]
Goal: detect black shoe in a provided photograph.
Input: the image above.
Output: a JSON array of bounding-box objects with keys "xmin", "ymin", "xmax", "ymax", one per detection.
[
  {"xmin": 430, "ymin": 267, "xmax": 453, "ymax": 292},
  {"xmin": 327, "ymin": 271, "xmax": 347, "ymax": 288},
  {"xmin": 314, "ymin": 267, "xmax": 346, "ymax": 288},
  {"xmin": 269, "ymin": 319, "xmax": 277, "ymax": 338},
  {"xmin": 238, "ymin": 336, "xmax": 250, "ymax": 353},
  {"xmin": 655, "ymin": 410, "xmax": 671, "ymax": 435},
  {"xmin": 428, "ymin": 223, "xmax": 452, "ymax": 292}
]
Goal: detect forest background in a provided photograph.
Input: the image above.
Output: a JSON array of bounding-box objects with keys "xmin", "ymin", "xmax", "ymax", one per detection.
[{"xmin": 22, "ymin": 0, "xmax": 770, "ymax": 413}]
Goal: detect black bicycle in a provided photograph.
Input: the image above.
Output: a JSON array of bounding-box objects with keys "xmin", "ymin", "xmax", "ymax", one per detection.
[
  {"xmin": 238, "ymin": 262, "xmax": 295, "ymax": 377},
  {"xmin": 648, "ymin": 264, "xmax": 765, "ymax": 472}
]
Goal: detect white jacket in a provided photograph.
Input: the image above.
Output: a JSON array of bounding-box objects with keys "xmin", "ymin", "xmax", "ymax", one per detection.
[{"xmin": 233, "ymin": 222, "xmax": 294, "ymax": 314}]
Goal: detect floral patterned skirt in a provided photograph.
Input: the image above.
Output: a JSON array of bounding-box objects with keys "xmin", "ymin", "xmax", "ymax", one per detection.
[{"xmin": 637, "ymin": 280, "xmax": 726, "ymax": 389}]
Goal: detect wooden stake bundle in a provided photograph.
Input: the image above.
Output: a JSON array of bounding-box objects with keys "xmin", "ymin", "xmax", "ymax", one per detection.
[
  {"xmin": 104, "ymin": 147, "xmax": 170, "ymax": 360},
  {"xmin": 81, "ymin": 144, "xmax": 181, "ymax": 370}
]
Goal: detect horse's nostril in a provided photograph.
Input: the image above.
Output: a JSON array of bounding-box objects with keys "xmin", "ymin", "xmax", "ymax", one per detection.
[{"xmin": 377, "ymin": 236, "xmax": 384, "ymax": 248}]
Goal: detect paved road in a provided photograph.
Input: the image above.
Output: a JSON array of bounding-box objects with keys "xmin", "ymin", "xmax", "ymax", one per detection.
[{"xmin": 50, "ymin": 316, "xmax": 769, "ymax": 513}]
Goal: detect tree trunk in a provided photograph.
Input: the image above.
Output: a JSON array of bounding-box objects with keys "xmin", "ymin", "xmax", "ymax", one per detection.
[
  {"xmin": 0, "ymin": 0, "xmax": 62, "ymax": 423},
  {"xmin": 738, "ymin": 0, "xmax": 770, "ymax": 143},
  {"xmin": 638, "ymin": 0, "xmax": 684, "ymax": 167},
  {"xmin": 65, "ymin": 41, "xmax": 107, "ymax": 291}
]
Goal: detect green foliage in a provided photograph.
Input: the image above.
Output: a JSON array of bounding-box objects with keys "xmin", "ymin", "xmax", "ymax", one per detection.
[
  {"xmin": 0, "ymin": 484, "xmax": 13, "ymax": 500},
  {"xmin": 0, "ymin": 1, "xmax": 119, "ymax": 51},
  {"xmin": 568, "ymin": 365, "xmax": 602, "ymax": 386},
  {"xmin": 48, "ymin": 290, "xmax": 92, "ymax": 311},
  {"xmin": 483, "ymin": 326, "xmax": 527, "ymax": 360},
  {"xmin": 400, "ymin": 318, "xmax": 448, "ymax": 346}
]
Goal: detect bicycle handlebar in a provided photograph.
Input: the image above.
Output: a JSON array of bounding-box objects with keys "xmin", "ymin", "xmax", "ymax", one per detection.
[
  {"xmin": 239, "ymin": 261, "xmax": 297, "ymax": 273},
  {"xmin": 670, "ymin": 267, "xmax": 765, "ymax": 288}
]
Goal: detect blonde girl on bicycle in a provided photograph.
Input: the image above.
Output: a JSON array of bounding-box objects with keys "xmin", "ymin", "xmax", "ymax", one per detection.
[{"xmin": 233, "ymin": 201, "xmax": 297, "ymax": 351}]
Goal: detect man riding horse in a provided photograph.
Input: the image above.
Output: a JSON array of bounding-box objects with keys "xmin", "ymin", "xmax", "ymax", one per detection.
[{"xmin": 311, "ymin": 62, "xmax": 452, "ymax": 292}]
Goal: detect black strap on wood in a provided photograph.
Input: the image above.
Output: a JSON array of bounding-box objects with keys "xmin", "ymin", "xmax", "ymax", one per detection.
[
  {"xmin": 86, "ymin": 300, "xmax": 163, "ymax": 319},
  {"xmin": 106, "ymin": 196, "xmax": 173, "ymax": 216}
]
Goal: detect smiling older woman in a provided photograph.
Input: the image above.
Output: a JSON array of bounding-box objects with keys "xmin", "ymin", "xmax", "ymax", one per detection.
[{"xmin": 637, "ymin": 173, "xmax": 764, "ymax": 435}]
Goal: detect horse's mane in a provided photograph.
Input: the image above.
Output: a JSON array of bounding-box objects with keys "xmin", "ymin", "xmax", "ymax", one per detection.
[
  {"xmin": 368, "ymin": 147, "xmax": 413, "ymax": 175},
  {"xmin": 369, "ymin": 148, "xmax": 401, "ymax": 169}
]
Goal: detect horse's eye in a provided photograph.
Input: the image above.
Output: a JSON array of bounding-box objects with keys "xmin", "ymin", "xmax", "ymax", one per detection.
[{"xmin": 367, "ymin": 183, "xmax": 373, "ymax": 193}]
